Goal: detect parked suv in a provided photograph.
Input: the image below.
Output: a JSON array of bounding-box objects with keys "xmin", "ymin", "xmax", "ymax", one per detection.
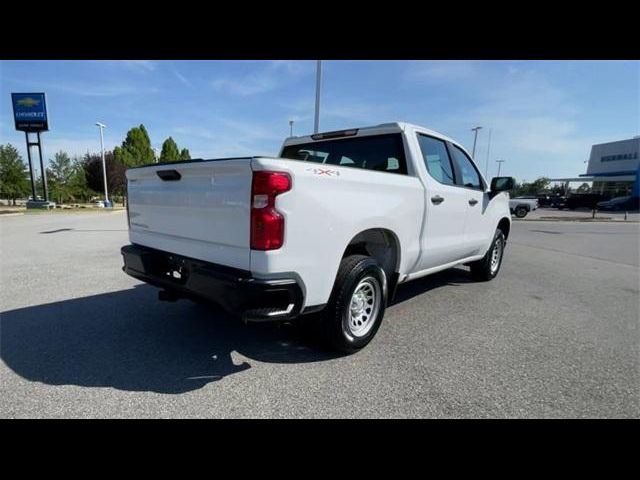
[
  {"xmin": 559, "ymin": 193, "xmax": 606, "ymax": 210},
  {"xmin": 597, "ymin": 196, "xmax": 640, "ymax": 211}
]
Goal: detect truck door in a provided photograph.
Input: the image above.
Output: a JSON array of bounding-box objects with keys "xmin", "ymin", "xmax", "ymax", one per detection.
[
  {"xmin": 447, "ymin": 143, "xmax": 493, "ymax": 257},
  {"xmin": 414, "ymin": 134, "xmax": 470, "ymax": 270}
]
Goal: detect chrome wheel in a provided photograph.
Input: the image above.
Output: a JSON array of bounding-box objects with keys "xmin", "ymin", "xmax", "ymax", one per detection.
[
  {"xmin": 347, "ymin": 276, "xmax": 381, "ymax": 338},
  {"xmin": 490, "ymin": 237, "xmax": 503, "ymax": 274}
]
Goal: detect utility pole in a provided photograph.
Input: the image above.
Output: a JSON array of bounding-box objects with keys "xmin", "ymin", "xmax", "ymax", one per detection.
[
  {"xmin": 484, "ymin": 128, "xmax": 492, "ymax": 178},
  {"xmin": 496, "ymin": 159, "xmax": 506, "ymax": 177},
  {"xmin": 314, "ymin": 60, "xmax": 322, "ymax": 134},
  {"xmin": 471, "ymin": 125, "xmax": 483, "ymax": 158},
  {"xmin": 95, "ymin": 122, "xmax": 109, "ymax": 205},
  {"xmin": 289, "ymin": 119, "xmax": 294, "ymax": 137}
]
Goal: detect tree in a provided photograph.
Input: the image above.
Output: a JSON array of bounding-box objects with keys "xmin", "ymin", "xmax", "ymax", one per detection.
[
  {"xmin": 67, "ymin": 156, "xmax": 93, "ymax": 202},
  {"xmin": 82, "ymin": 151, "xmax": 126, "ymax": 201},
  {"xmin": 528, "ymin": 177, "xmax": 550, "ymax": 194},
  {"xmin": 159, "ymin": 137, "xmax": 180, "ymax": 163},
  {"xmin": 576, "ymin": 182, "xmax": 591, "ymax": 193},
  {"xmin": 47, "ymin": 151, "xmax": 97, "ymax": 204},
  {"xmin": 0, "ymin": 144, "xmax": 30, "ymax": 205},
  {"xmin": 47, "ymin": 151, "xmax": 75, "ymax": 203},
  {"xmin": 179, "ymin": 148, "xmax": 191, "ymax": 161},
  {"xmin": 512, "ymin": 176, "xmax": 551, "ymax": 197},
  {"xmin": 113, "ymin": 124, "xmax": 156, "ymax": 167}
]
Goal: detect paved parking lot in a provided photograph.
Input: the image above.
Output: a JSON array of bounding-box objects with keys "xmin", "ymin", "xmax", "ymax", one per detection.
[{"xmin": 1, "ymin": 211, "xmax": 638, "ymax": 418}]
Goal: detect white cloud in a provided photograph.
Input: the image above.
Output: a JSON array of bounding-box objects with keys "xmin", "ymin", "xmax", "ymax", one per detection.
[
  {"xmin": 269, "ymin": 60, "xmax": 315, "ymax": 76},
  {"xmin": 211, "ymin": 75, "xmax": 278, "ymax": 96},
  {"xmin": 57, "ymin": 83, "xmax": 160, "ymax": 97},
  {"xmin": 286, "ymin": 96, "xmax": 392, "ymax": 127},
  {"xmin": 211, "ymin": 60, "xmax": 313, "ymax": 96},
  {"xmin": 404, "ymin": 62, "xmax": 607, "ymax": 178},
  {"xmin": 173, "ymin": 70, "xmax": 193, "ymax": 88},
  {"xmin": 110, "ymin": 60, "xmax": 157, "ymax": 72},
  {"xmin": 405, "ymin": 60, "xmax": 479, "ymax": 82},
  {"xmin": 40, "ymin": 137, "xmax": 107, "ymax": 158},
  {"xmin": 173, "ymin": 117, "xmax": 285, "ymax": 158}
]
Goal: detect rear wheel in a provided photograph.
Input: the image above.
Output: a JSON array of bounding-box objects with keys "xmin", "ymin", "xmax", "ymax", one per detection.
[
  {"xmin": 514, "ymin": 206, "xmax": 528, "ymax": 218},
  {"xmin": 313, "ymin": 255, "xmax": 387, "ymax": 353},
  {"xmin": 470, "ymin": 229, "xmax": 506, "ymax": 281}
]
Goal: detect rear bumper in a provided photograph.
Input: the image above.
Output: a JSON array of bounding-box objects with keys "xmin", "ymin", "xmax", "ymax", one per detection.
[{"xmin": 121, "ymin": 244, "xmax": 304, "ymax": 321}]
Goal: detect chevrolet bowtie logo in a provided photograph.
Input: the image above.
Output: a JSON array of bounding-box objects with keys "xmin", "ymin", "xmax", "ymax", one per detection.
[{"xmin": 17, "ymin": 97, "xmax": 40, "ymax": 108}]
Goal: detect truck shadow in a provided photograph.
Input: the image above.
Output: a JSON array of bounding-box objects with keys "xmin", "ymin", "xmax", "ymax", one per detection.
[
  {"xmin": 390, "ymin": 267, "xmax": 474, "ymax": 306},
  {"xmin": 0, "ymin": 284, "xmax": 336, "ymax": 395},
  {"xmin": 1, "ymin": 268, "xmax": 474, "ymax": 395}
]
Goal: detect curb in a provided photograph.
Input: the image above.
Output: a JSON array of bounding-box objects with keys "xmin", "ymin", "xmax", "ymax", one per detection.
[
  {"xmin": 513, "ymin": 217, "xmax": 639, "ymax": 223},
  {"xmin": 1, "ymin": 209, "xmax": 126, "ymax": 217}
]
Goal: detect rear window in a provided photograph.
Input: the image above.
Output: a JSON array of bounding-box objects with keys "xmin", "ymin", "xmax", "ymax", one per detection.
[{"xmin": 280, "ymin": 134, "xmax": 407, "ymax": 175}]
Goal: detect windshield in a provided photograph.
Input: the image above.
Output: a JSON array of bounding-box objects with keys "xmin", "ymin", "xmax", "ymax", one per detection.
[{"xmin": 280, "ymin": 133, "xmax": 407, "ymax": 175}]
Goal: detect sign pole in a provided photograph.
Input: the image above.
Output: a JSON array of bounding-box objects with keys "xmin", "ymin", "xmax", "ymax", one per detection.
[
  {"xmin": 24, "ymin": 132, "xmax": 37, "ymax": 200},
  {"xmin": 36, "ymin": 131, "xmax": 49, "ymax": 202}
]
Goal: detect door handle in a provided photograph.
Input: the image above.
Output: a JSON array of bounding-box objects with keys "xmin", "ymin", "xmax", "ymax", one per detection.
[
  {"xmin": 431, "ymin": 195, "xmax": 444, "ymax": 205},
  {"xmin": 469, "ymin": 198, "xmax": 478, "ymax": 206}
]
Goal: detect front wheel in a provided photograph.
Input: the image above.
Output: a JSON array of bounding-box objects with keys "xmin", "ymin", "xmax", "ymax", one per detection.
[
  {"xmin": 317, "ymin": 255, "xmax": 388, "ymax": 353},
  {"xmin": 470, "ymin": 229, "xmax": 506, "ymax": 281}
]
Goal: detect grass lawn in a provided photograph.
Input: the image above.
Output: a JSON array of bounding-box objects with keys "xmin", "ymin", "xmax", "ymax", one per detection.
[{"xmin": 1, "ymin": 206, "xmax": 125, "ymax": 215}]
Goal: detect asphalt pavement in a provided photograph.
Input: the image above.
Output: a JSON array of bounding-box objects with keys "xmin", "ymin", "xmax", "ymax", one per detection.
[{"xmin": 1, "ymin": 211, "xmax": 638, "ymax": 418}]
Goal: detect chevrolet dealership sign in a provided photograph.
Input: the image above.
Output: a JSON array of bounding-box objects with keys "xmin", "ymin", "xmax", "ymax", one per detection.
[{"xmin": 11, "ymin": 92, "xmax": 48, "ymax": 131}]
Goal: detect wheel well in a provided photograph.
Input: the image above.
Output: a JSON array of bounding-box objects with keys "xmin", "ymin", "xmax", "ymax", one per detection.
[
  {"xmin": 498, "ymin": 217, "xmax": 511, "ymax": 239},
  {"xmin": 343, "ymin": 229, "xmax": 400, "ymax": 285}
]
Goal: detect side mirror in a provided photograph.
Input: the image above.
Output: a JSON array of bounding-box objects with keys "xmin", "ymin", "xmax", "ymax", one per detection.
[{"xmin": 491, "ymin": 176, "xmax": 515, "ymax": 192}]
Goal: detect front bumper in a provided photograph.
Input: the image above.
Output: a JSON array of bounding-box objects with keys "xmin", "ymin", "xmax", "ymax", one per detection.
[{"xmin": 121, "ymin": 244, "xmax": 304, "ymax": 321}]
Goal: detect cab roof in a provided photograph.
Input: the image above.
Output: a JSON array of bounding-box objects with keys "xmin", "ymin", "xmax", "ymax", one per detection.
[{"xmin": 281, "ymin": 122, "xmax": 466, "ymax": 154}]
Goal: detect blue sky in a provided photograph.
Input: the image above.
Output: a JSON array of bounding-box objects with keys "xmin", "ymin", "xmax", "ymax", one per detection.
[{"xmin": 1, "ymin": 60, "xmax": 638, "ymax": 181}]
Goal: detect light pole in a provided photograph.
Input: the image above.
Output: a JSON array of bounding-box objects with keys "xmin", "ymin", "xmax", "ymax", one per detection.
[
  {"xmin": 471, "ymin": 126, "xmax": 483, "ymax": 158},
  {"xmin": 95, "ymin": 122, "xmax": 109, "ymax": 205},
  {"xmin": 484, "ymin": 128, "xmax": 492, "ymax": 178},
  {"xmin": 496, "ymin": 159, "xmax": 506, "ymax": 177},
  {"xmin": 314, "ymin": 60, "xmax": 322, "ymax": 134},
  {"xmin": 289, "ymin": 119, "xmax": 294, "ymax": 137}
]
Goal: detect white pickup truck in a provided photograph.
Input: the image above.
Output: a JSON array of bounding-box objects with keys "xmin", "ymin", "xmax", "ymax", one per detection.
[
  {"xmin": 121, "ymin": 123, "xmax": 514, "ymax": 352},
  {"xmin": 509, "ymin": 197, "xmax": 539, "ymax": 218}
]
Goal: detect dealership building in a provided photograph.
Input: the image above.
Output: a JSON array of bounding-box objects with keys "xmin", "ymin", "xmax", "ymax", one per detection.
[{"xmin": 551, "ymin": 137, "xmax": 640, "ymax": 198}]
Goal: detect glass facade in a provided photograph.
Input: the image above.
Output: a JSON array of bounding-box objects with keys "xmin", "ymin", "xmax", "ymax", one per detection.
[{"xmin": 592, "ymin": 180, "xmax": 634, "ymax": 198}]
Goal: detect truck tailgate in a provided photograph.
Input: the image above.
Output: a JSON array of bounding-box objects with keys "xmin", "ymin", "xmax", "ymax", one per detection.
[{"xmin": 126, "ymin": 159, "xmax": 252, "ymax": 270}]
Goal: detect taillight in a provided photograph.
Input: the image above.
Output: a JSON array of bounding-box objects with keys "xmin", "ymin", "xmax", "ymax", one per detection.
[{"xmin": 250, "ymin": 171, "xmax": 291, "ymax": 250}]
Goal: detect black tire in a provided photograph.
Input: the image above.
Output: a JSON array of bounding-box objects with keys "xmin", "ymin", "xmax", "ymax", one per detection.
[
  {"xmin": 470, "ymin": 229, "xmax": 506, "ymax": 281},
  {"xmin": 316, "ymin": 254, "xmax": 387, "ymax": 354},
  {"xmin": 514, "ymin": 206, "xmax": 528, "ymax": 218}
]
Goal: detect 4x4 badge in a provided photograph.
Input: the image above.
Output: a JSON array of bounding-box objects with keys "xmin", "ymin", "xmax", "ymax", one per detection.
[{"xmin": 306, "ymin": 167, "xmax": 340, "ymax": 177}]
